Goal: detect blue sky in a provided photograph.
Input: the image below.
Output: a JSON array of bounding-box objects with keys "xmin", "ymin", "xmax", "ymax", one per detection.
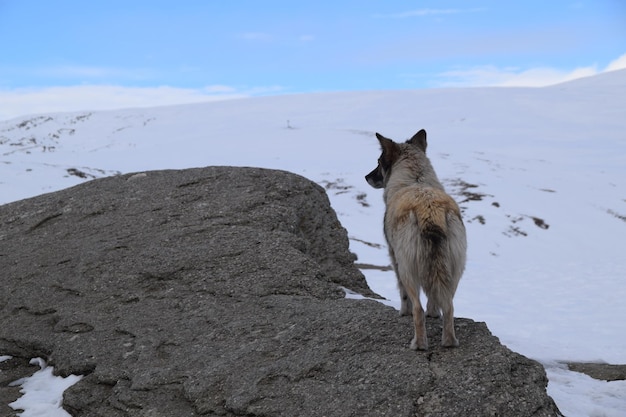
[{"xmin": 1, "ymin": 0, "xmax": 625, "ymax": 119}]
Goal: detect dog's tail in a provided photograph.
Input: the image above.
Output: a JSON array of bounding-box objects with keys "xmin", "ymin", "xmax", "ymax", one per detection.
[
  {"xmin": 421, "ymin": 220, "xmax": 454, "ymax": 305},
  {"xmin": 422, "ymin": 224, "xmax": 452, "ymax": 292}
]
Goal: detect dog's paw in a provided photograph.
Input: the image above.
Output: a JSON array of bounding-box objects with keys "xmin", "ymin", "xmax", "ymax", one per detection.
[
  {"xmin": 426, "ymin": 310, "xmax": 441, "ymax": 318},
  {"xmin": 410, "ymin": 337, "xmax": 428, "ymax": 351},
  {"xmin": 399, "ymin": 300, "xmax": 413, "ymax": 316},
  {"xmin": 426, "ymin": 301, "xmax": 441, "ymax": 318},
  {"xmin": 441, "ymin": 336, "xmax": 459, "ymax": 348}
]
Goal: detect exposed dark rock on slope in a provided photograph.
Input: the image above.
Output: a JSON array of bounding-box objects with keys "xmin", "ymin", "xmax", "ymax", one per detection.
[{"xmin": 0, "ymin": 167, "xmax": 560, "ymax": 416}]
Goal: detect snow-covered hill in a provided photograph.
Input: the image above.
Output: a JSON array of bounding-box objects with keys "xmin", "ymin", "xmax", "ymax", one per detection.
[{"xmin": 2, "ymin": 70, "xmax": 626, "ymax": 416}]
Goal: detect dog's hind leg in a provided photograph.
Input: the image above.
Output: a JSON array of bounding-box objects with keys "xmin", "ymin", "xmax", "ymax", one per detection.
[
  {"xmin": 440, "ymin": 299, "xmax": 459, "ymax": 348},
  {"xmin": 403, "ymin": 284, "xmax": 428, "ymax": 350},
  {"xmin": 389, "ymin": 248, "xmax": 412, "ymax": 316},
  {"xmin": 398, "ymin": 281, "xmax": 413, "ymax": 316},
  {"xmin": 425, "ymin": 298, "xmax": 441, "ymax": 318}
]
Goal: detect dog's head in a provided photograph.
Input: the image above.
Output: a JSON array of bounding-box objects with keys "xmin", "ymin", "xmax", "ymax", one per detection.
[{"xmin": 365, "ymin": 129, "xmax": 427, "ymax": 189}]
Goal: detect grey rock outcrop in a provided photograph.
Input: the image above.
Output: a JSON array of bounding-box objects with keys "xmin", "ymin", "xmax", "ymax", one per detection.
[
  {"xmin": 566, "ymin": 362, "xmax": 626, "ymax": 382},
  {"xmin": 0, "ymin": 166, "xmax": 561, "ymax": 416}
]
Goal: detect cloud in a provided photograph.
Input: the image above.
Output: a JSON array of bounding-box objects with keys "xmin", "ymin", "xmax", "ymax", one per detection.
[
  {"xmin": 238, "ymin": 32, "xmax": 314, "ymax": 43},
  {"xmin": 238, "ymin": 32, "xmax": 273, "ymax": 41},
  {"xmin": 436, "ymin": 66, "xmax": 598, "ymax": 88},
  {"xmin": 26, "ymin": 65, "xmax": 158, "ymax": 82},
  {"xmin": 432, "ymin": 53, "xmax": 626, "ymax": 87},
  {"xmin": 605, "ymin": 53, "xmax": 626, "ymax": 72},
  {"xmin": 0, "ymin": 84, "xmax": 283, "ymax": 121},
  {"xmin": 202, "ymin": 85, "xmax": 238, "ymax": 94},
  {"xmin": 374, "ymin": 8, "xmax": 485, "ymax": 19}
]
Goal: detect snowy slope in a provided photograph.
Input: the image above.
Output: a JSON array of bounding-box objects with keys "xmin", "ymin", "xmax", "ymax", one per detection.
[{"xmin": 2, "ymin": 70, "xmax": 626, "ymax": 416}]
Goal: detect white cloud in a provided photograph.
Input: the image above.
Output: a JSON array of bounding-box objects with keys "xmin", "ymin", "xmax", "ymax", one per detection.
[
  {"xmin": 0, "ymin": 85, "xmax": 283, "ymax": 121},
  {"xmin": 26, "ymin": 65, "xmax": 158, "ymax": 82},
  {"xmin": 238, "ymin": 32, "xmax": 273, "ymax": 41},
  {"xmin": 374, "ymin": 8, "xmax": 485, "ymax": 19},
  {"xmin": 433, "ymin": 53, "xmax": 626, "ymax": 88},
  {"xmin": 436, "ymin": 65, "xmax": 598, "ymax": 87},
  {"xmin": 605, "ymin": 53, "xmax": 626, "ymax": 72},
  {"xmin": 238, "ymin": 32, "xmax": 314, "ymax": 43},
  {"xmin": 202, "ymin": 85, "xmax": 238, "ymax": 94}
]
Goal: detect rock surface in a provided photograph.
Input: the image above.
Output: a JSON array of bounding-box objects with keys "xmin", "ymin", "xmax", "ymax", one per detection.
[
  {"xmin": 566, "ymin": 362, "xmax": 626, "ymax": 382},
  {"xmin": 0, "ymin": 356, "xmax": 36, "ymax": 415},
  {"xmin": 0, "ymin": 166, "xmax": 561, "ymax": 417}
]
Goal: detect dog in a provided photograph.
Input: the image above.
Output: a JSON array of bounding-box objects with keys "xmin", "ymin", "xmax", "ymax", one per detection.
[{"xmin": 365, "ymin": 129, "xmax": 466, "ymax": 350}]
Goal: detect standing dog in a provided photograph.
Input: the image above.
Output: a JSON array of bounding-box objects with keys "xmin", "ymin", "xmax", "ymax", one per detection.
[{"xmin": 365, "ymin": 129, "xmax": 466, "ymax": 350}]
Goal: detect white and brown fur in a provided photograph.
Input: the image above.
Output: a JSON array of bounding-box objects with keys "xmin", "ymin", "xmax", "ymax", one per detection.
[{"xmin": 365, "ymin": 129, "xmax": 466, "ymax": 350}]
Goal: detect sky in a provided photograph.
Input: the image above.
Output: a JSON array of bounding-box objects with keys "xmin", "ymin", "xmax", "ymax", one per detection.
[{"xmin": 0, "ymin": 0, "xmax": 625, "ymax": 120}]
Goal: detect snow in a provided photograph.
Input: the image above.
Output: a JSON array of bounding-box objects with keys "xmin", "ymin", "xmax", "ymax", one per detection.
[
  {"xmin": 1, "ymin": 69, "xmax": 626, "ymax": 416},
  {"xmin": 546, "ymin": 365, "xmax": 626, "ymax": 417},
  {"xmin": 8, "ymin": 358, "xmax": 81, "ymax": 417}
]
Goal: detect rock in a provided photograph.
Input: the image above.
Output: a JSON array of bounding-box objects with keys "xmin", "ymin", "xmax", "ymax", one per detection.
[
  {"xmin": 0, "ymin": 166, "xmax": 561, "ymax": 416},
  {"xmin": 566, "ymin": 362, "xmax": 626, "ymax": 381},
  {"xmin": 0, "ymin": 357, "xmax": 37, "ymax": 416}
]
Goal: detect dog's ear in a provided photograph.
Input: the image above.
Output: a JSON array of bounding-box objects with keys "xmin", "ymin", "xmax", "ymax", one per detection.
[
  {"xmin": 407, "ymin": 129, "xmax": 427, "ymax": 152},
  {"xmin": 375, "ymin": 132, "xmax": 396, "ymax": 154},
  {"xmin": 375, "ymin": 132, "xmax": 400, "ymax": 168}
]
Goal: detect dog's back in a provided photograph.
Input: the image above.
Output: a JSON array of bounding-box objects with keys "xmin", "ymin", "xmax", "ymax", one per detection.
[
  {"xmin": 385, "ymin": 184, "xmax": 466, "ymax": 313},
  {"xmin": 366, "ymin": 129, "xmax": 466, "ymax": 350}
]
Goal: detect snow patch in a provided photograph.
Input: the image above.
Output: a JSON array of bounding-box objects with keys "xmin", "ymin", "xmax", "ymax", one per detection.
[{"xmin": 8, "ymin": 358, "xmax": 82, "ymax": 417}]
